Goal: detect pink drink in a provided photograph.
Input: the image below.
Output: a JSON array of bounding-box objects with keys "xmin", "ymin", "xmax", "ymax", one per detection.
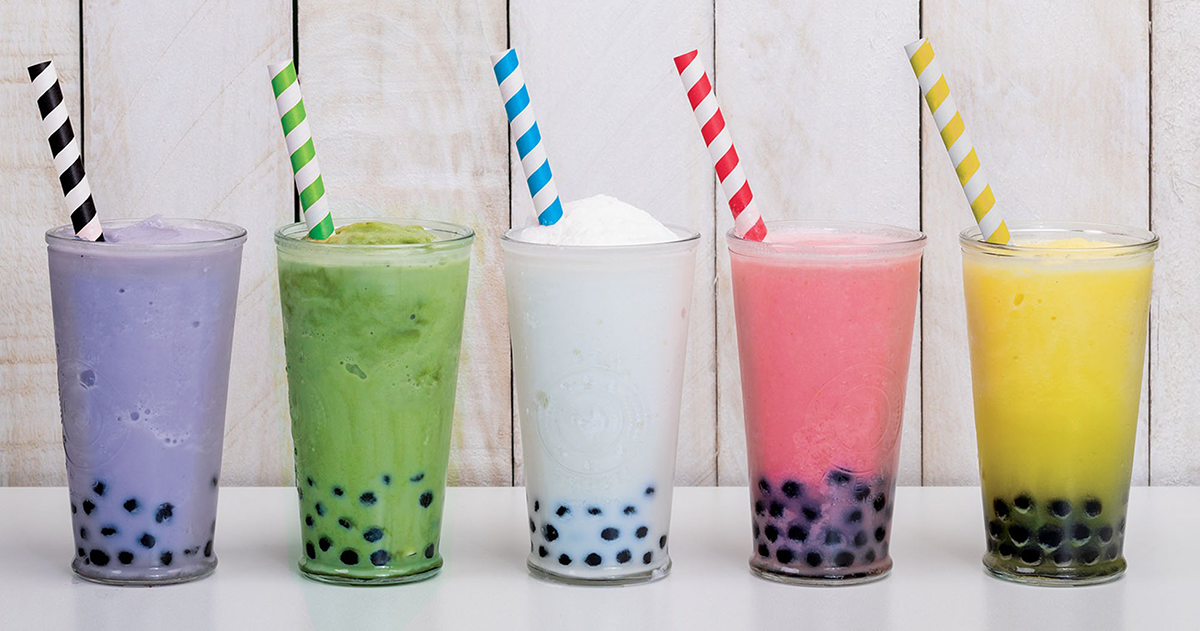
[{"xmin": 728, "ymin": 221, "xmax": 924, "ymax": 585}]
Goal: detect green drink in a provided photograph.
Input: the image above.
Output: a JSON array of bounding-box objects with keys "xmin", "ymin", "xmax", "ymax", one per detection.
[{"xmin": 275, "ymin": 218, "xmax": 473, "ymax": 585}]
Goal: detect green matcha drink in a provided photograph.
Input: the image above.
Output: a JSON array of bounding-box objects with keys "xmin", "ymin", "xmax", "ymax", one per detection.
[{"xmin": 275, "ymin": 218, "xmax": 473, "ymax": 585}]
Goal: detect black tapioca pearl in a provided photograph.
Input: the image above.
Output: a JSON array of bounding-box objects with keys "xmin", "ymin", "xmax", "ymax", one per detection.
[
  {"xmin": 538, "ymin": 546, "xmax": 548, "ymax": 558},
  {"xmin": 988, "ymin": 521, "xmax": 1003, "ymax": 539},
  {"xmin": 333, "ymin": 487, "xmax": 344, "ymax": 497},
  {"xmin": 764, "ymin": 525, "xmax": 779, "ymax": 542},
  {"xmin": 382, "ymin": 475, "xmax": 391, "ymax": 485},
  {"xmin": 544, "ymin": 524, "xmax": 559, "ymax": 542},
  {"xmin": 781, "ymin": 480, "xmax": 801, "ymax": 498},
  {"xmin": 100, "ymin": 526, "xmax": 118, "ymax": 537},
  {"xmin": 360, "ymin": 492, "xmax": 377, "ymax": 506},
  {"xmin": 854, "ymin": 531, "xmax": 868, "ymax": 547},
  {"xmin": 659, "ymin": 535, "xmax": 667, "ymax": 549},
  {"xmin": 139, "ymin": 533, "xmax": 156, "ymax": 549},
  {"xmin": 587, "ymin": 507, "xmax": 602, "ymax": 516},
  {"xmin": 77, "ymin": 548, "xmax": 85, "ymax": 557},
  {"xmin": 833, "ymin": 551, "xmax": 855, "ymax": 567},
  {"xmin": 305, "ymin": 515, "xmax": 314, "ymax": 527},
  {"xmin": 864, "ymin": 549, "xmax": 877, "ymax": 563},
  {"xmin": 768, "ymin": 502, "xmax": 784, "ymax": 518},
  {"xmin": 997, "ymin": 542, "xmax": 1015, "ymax": 558},
  {"xmin": 155, "ymin": 503, "xmax": 174, "ymax": 524},
  {"xmin": 1098, "ymin": 525, "xmax": 1113, "ymax": 543},
  {"xmin": 80, "ymin": 527, "xmax": 88, "ymax": 540},
  {"xmin": 92, "ymin": 481, "xmax": 106, "ymax": 496},
  {"xmin": 410, "ymin": 472, "xmax": 425, "ymax": 483},
  {"xmin": 340, "ymin": 549, "xmax": 359, "ymax": 565},
  {"xmin": 371, "ymin": 550, "xmax": 391, "ymax": 566},
  {"xmin": 1079, "ymin": 545, "xmax": 1101, "ymax": 565},
  {"xmin": 873, "ymin": 493, "xmax": 887, "ymax": 513},
  {"xmin": 824, "ymin": 529, "xmax": 843, "ymax": 546},
  {"xmin": 1052, "ymin": 549, "xmax": 1073, "ymax": 565},
  {"xmin": 1013, "ymin": 495, "xmax": 1033, "ymax": 512},
  {"xmin": 1037, "ymin": 525, "xmax": 1063, "ymax": 548},
  {"xmin": 1019, "ymin": 547, "xmax": 1042, "ymax": 565},
  {"xmin": 363, "ymin": 527, "xmax": 384, "ymax": 543},
  {"xmin": 1105, "ymin": 543, "xmax": 1120, "ymax": 560},
  {"xmin": 123, "ymin": 498, "xmax": 139, "ymax": 513},
  {"xmin": 1118, "ymin": 517, "xmax": 1126, "ymax": 534},
  {"xmin": 160, "ymin": 551, "xmax": 173, "ymax": 566},
  {"xmin": 754, "ymin": 500, "xmax": 765, "ymax": 515},
  {"xmin": 71, "ymin": 503, "xmax": 77, "ymax": 515},
  {"xmin": 854, "ymin": 483, "xmax": 871, "ymax": 502},
  {"xmin": 306, "ymin": 477, "xmax": 314, "ymax": 487},
  {"xmin": 642, "ymin": 552, "xmax": 653, "ymax": 564},
  {"xmin": 556, "ymin": 505, "xmax": 570, "ymax": 517},
  {"xmin": 338, "ymin": 518, "xmax": 353, "ymax": 529},
  {"xmin": 827, "ymin": 470, "xmax": 852, "ymax": 486},
  {"xmin": 758, "ymin": 479, "xmax": 770, "ymax": 494},
  {"xmin": 529, "ymin": 519, "xmax": 536, "ymax": 533},
  {"xmin": 776, "ymin": 547, "xmax": 795, "ymax": 564},
  {"xmin": 993, "ymin": 498, "xmax": 1009, "ymax": 519},
  {"xmin": 297, "ymin": 488, "xmax": 304, "ymax": 501},
  {"xmin": 425, "ymin": 544, "xmax": 435, "ymax": 559},
  {"xmin": 1084, "ymin": 499, "xmax": 1103, "ymax": 517},
  {"xmin": 758, "ymin": 544, "xmax": 769, "ymax": 557},
  {"xmin": 82, "ymin": 500, "xmax": 95, "ymax": 515},
  {"xmin": 89, "ymin": 549, "xmax": 109, "ymax": 566},
  {"xmin": 204, "ymin": 541, "xmax": 213, "ymax": 557},
  {"xmin": 558, "ymin": 554, "xmax": 571, "ymax": 566},
  {"xmin": 846, "ymin": 509, "xmax": 863, "ymax": 524},
  {"xmin": 305, "ymin": 542, "xmax": 316, "ymax": 559},
  {"xmin": 315, "ymin": 503, "xmax": 326, "ymax": 517},
  {"xmin": 1008, "ymin": 524, "xmax": 1030, "ymax": 545},
  {"xmin": 212, "ymin": 476, "xmax": 219, "ymax": 488},
  {"xmin": 623, "ymin": 506, "xmax": 637, "ymax": 515},
  {"xmin": 601, "ymin": 527, "xmax": 620, "ymax": 541},
  {"xmin": 1072, "ymin": 523, "xmax": 1091, "ymax": 541},
  {"xmin": 118, "ymin": 551, "xmax": 134, "ymax": 565},
  {"xmin": 533, "ymin": 500, "xmax": 539, "ymax": 512},
  {"xmin": 618, "ymin": 549, "xmax": 632, "ymax": 563},
  {"xmin": 585, "ymin": 553, "xmax": 602, "ymax": 566},
  {"xmin": 645, "ymin": 486, "xmax": 655, "ymax": 496},
  {"xmin": 802, "ymin": 505, "xmax": 821, "ymax": 521},
  {"xmin": 752, "ymin": 523, "xmax": 760, "ymax": 539},
  {"xmin": 636, "ymin": 526, "xmax": 648, "ymax": 539},
  {"xmin": 874, "ymin": 526, "xmax": 886, "ymax": 543},
  {"xmin": 1049, "ymin": 499, "xmax": 1071, "ymax": 518},
  {"xmin": 805, "ymin": 552, "xmax": 823, "ymax": 567},
  {"xmin": 787, "ymin": 525, "xmax": 808, "ymax": 542},
  {"xmin": 419, "ymin": 492, "xmax": 434, "ymax": 508},
  {"xmin": 319, "ymin": 537, "xmax": 332, "ymax": 552}
]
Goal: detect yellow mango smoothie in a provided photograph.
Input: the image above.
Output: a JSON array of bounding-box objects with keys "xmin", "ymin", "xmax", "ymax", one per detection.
[{"xmin": 961, "ymin": 225, "xmax": 1156, "ymax": 585}]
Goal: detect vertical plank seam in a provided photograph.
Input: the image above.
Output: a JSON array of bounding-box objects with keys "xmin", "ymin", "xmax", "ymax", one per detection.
[
  {"xmin": 1146, "ymin": 0, "xmax": 1154, "ymax": 486},
  {"xmin": 292, "ymin": 0, "xmax": 301, "ymax": 224},
  {"xmin": 711, "ymin": 0, "xmax": 721, "ymax": 486},
  {"xmin": 506, "ymin": 0, "xmax": 515, "ymax": 487},
  {"xmin": 917, "ymin": 0, "xmax": 925, "ymax": 487},
  {"xmin": 78, "ymin": 0, "xmax": 84, "ymax": 159}
]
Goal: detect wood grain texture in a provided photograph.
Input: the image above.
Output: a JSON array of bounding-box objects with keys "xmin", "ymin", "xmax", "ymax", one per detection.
[
  {"xmin": 82, "ymin": 0, "xmax": 294, "ymax": 485},
  {"xmin": 299, "ymin": 0, "xmax": 511, "ymax": 485},
  {"xmin": 920, "ymin": 1, "xmax": 1151, "ymax": 485},
  {"xmin": 714, "ymin": 1, "xmax": 922, "ymax": 485},
  {"xmin": 1149, "ymin": 0, "xmax": 1200, "ymax": 484},
  {"xmin": 506, "ymin": 1, "xmax": 717, "ymax": 485},
  {"xmin": 0, "ymin": 1, "xmax": 79, "ymax": 485}
]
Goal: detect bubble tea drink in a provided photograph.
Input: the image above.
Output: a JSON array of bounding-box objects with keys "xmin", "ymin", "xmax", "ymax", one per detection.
[
  {"xmin": 503, "ymin": 195, "xmax": 698, "ymax": 585},
  {"xmin": 962, "ymin": 223, "xmax": 1156, "ymax": 585},
  {"xmin": 276, "ymin": 218, "xmax": 472, "ymax": 585},
  {"xmin": 729, "ymin": 221, "xmax": 924, "ymax": 585},
  {"xmin": 47, "ymin": 217, "xmax": 246, "ymax": 585}
]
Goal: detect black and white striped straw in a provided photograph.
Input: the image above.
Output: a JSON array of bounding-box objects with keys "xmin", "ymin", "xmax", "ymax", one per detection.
[{"xmin": 28, "ymin": 60, "xmax": 103, "ymax": 241}]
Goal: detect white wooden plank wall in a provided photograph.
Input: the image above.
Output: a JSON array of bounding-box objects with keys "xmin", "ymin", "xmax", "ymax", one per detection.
[{"xmin": 0, "ymin": 2, "xmax": 1194, "ymax": 487}]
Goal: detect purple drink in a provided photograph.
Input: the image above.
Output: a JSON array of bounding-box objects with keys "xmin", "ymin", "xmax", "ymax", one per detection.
[{"xmin": 46, "ymin": 217, "xmax": 246, "ymax": 585}]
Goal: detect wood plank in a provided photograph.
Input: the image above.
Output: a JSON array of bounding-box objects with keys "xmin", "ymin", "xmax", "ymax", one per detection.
[
  {"xmin": 0, "ymin": 2, "xmax": 80, "ymax": 485},
  {"xmin": 83, "ymin": 0, "xmax": 294, "ymax": 484},
  {"xmin": 299, "ymin": 1, "xmax": 510, "ymax": 485},
  {"xmin": 921, "ymin": 1, "xmax": 1151, "ymax": 484},
  {"xmin": 714, "ymin": 1, "xmax": 922, "ymax": 485},
  {"xmin": 1149, "ymin": 0, "xmax": 1200, "ymax": 484},
  {"xmin": 506, "ymin": 2, "xmax": 716, "ymax": 485}
]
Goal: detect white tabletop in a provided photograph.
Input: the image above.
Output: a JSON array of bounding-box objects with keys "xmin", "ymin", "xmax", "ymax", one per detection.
[{"xmin": 1, "ymin": 486, "xmax": 1196, "ymax": 630}]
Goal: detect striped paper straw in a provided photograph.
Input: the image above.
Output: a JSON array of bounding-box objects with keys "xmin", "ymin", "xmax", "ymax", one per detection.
[
  {"xmin": 905, "ymin": 39, "xmax": 1010, "ymax": 244},
  {"xmin": 268, "ymin": 60, "xmax": 334, "ymax": 240},
  {"xmin": 28, "ymin": 61, "xmax": 103, "ymax": 242},
  {"xmin": 491, "ymin": 49, "xmax": 563, "ymax": 226},
  {"xmin": 674, "ymin": 49, "xmax": 767, "ymax": 242}
]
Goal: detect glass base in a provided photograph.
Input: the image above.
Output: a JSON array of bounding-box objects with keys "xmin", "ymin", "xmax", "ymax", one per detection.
[
  {"xmin": 527, "ymin": 558, "xmax": 671, "ymax": 586},
  {"xmin": 749, "ymin": 557, "xmax": 892, "ymax": 586},
  {"xmin": 983, "ymin": 555, "xmax": 1126, "ymax": 587},
  {"xmin": 72, "ymin": 557, "xmax": 217, "ymax": 587},
  {"xmin": 299, "ymin": 560, "xmax": 443, "ymax": 586}
]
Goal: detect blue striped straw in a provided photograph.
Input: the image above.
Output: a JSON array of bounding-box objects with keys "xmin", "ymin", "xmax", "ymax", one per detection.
[{"xmin": 491, "ymin": 49, "xmax": 563, "ymax": 226}]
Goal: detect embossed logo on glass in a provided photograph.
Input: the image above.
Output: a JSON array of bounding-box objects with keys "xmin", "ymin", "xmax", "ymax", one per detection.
[
  {"xmin": 536, "ymin": 367, "xmax": 648, "ymax": 476},
  {"xmin": 804, "ymin": 364, "xmax": 904, "ymax": 470}
]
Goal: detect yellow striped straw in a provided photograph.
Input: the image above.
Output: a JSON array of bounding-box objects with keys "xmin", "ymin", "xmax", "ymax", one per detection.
[{"xmin": 905, "ymin": 38, "xmax": 1010, "ymax": 244}]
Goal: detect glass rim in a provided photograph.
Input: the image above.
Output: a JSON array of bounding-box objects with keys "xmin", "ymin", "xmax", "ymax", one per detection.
[
  {"xmin": 959, "ymin": 221, "xmax": 1158, "ymax": 256},
  {"xmin": 726, "ymin": 220, "xmax": 926, "ymax": 258},
  {"xmin": 500, "ymin": 223, "xmax": 700, "ymax": 252},
  {"xmin": 45, "ymin": 217, "xmax": 247, "ymax": 249},
  {"xmin": 274, "ymin": 217, "xmax": 475, "ymax": 252}
]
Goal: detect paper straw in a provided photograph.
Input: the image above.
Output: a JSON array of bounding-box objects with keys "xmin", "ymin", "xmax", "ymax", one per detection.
[
  {"xmin": 268, "ymin": 60, "xmax": 334, "ymax": 241},
  {"xmin": 491, "ymin": 49, "xmax": 563, "ymax": 226},
  {"xmin": 28, "ymin": 61, "xmax": 103, "ymax": 242},
  {"xmin": 674, "ymin": 49, "xmax": 767, "ymax": 242},
  {"xmin": 905, "ymin": 39, "xmax": 1010, "ymax": 244}
]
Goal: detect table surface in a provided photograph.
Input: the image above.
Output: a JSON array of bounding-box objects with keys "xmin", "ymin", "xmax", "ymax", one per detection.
[{"xmin": 0, "ymin": 486, "xmax": 1196, "ymax": 630}]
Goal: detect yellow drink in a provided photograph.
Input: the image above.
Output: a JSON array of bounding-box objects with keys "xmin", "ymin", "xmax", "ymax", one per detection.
[{"xmin": 961, "ymin": 225, "xmax": 1156, "ymax": 585}]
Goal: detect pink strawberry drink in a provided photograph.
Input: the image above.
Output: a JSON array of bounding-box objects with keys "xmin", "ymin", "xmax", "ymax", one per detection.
[{"xmin": 728, "ymin": 221, "xmax": 924, "ymax": 585}]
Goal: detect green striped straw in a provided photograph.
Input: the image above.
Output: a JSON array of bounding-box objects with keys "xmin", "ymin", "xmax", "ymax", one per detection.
[{"xmin": 268, "ymin": 60, "xmax": 334, "ymax": 240}]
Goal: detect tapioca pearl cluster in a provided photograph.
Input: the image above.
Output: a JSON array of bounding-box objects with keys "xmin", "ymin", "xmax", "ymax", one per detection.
[
  {"xmin": 751, "ymin": 470, "xmax": 895, "ymax": 573},
  {"xmin": 529, "ymin": 485, "xmax": 668, "ymax": 569},
  {"xmin": 71, "ymin": 476, "xmax": 218, "ymax": 570},
  {"xmin": 987, "ymin": 493, "xmax": 1127, "ymax": 568},
  {"xmin": 300, "ymin": 471, "xmax": 440, "ymax": 569}
]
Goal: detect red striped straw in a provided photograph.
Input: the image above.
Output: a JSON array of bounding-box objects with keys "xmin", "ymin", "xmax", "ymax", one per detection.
[{"xmin": 674, "ymin": 50, "xmax": 767, "ymax": 241}]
